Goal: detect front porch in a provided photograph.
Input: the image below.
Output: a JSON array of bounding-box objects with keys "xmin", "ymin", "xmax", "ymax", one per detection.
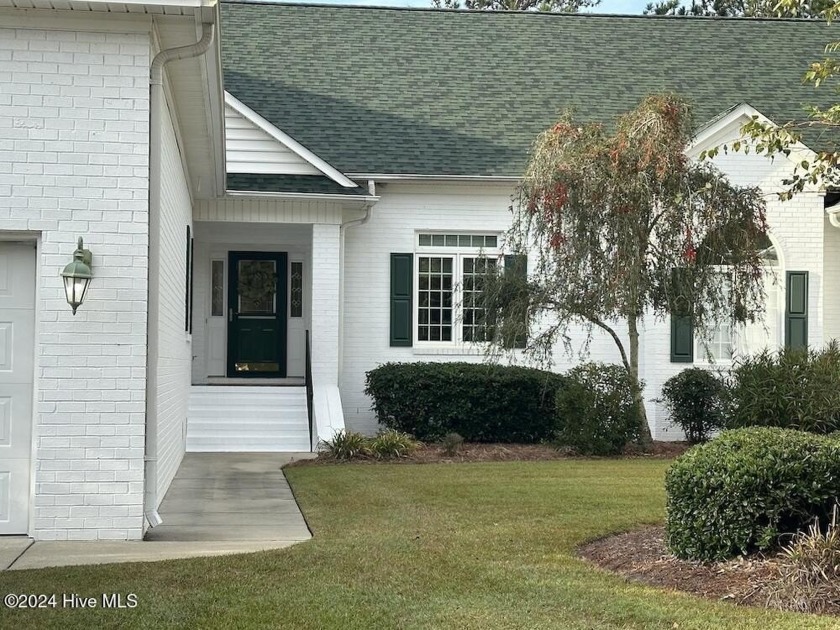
[{"xmin": 186, "ymin": 197, "xmax": 354, "ymax": 453}]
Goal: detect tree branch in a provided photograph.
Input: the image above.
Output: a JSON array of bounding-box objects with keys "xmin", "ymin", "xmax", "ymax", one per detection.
[{"xmin": 588, "ymin": 316, "xmax": 631, "ymax": 372}]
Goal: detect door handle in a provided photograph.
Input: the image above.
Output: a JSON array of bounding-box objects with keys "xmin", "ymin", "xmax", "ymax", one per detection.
[{"xmin": 229, "ymin": 308, "xmax": 234, "ymax": 322}]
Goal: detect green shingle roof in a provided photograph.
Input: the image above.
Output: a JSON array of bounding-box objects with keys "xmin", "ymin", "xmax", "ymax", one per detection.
[
  {"xmin": 220, "ymin": 1, "xmax": 837, "ymax": 177},
  {"xmin": 227, "ymin": 174, "xmax": 366, "ymax": 195}
]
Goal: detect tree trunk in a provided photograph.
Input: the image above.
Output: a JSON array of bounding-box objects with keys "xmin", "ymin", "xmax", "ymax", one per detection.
[{"xmin": 628, "ymin": 316, "xmax": 653, "ymax": 447}]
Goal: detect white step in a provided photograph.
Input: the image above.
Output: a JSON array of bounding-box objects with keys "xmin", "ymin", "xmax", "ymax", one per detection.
[{"xmin": 187, "ymin": 386, "xmax": 311, "ymax": 453}]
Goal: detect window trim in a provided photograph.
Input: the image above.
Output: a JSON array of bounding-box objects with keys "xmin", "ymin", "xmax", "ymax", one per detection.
[{"xmin": 413, "ymin": 233, "xmax": 502, "ymax": 347}]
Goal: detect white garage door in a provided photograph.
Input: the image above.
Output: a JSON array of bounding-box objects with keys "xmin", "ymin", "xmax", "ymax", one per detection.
[{"xmin": 0, "ymin": 242, "xmax": 35, "ymax": 535}]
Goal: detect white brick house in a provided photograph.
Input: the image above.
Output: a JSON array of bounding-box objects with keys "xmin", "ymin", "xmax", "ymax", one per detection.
[{"xmin": 1, "ymin": 0, "xmax": 838, "ymax": 539}]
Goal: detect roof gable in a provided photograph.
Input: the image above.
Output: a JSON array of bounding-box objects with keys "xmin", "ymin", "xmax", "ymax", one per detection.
[{"xmin": 224, "ymin": 91, "xmax": 357, "ymax": 188}]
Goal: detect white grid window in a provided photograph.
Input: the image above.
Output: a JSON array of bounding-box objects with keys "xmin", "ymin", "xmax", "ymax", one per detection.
[
  {"xmin": 416, "ymin": 233, "xmax": 501, "ymax": 345},
  {"xmin": 417, "ymin": 256, "xmax": 454, "ymax": 342}
]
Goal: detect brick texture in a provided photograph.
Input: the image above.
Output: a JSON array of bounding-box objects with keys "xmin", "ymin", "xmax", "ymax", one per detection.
[{"xmin": 0, "ymin": 26, "xmax": 150, "ymax": 540}]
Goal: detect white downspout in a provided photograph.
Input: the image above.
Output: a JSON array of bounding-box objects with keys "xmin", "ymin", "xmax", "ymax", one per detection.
[
  {"xmin": 337, "ymin": 180, "xmax": 377, "ymax": 388},
  {"xmin": 144, "ymin": 22, "xmax": 215, "ymax": 530}
]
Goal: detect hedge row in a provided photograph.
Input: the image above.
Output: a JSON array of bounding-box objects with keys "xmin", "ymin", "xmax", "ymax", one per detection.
[{"xmin": 364, "ymin": 362, "xmax": 566, "ymax": 443}]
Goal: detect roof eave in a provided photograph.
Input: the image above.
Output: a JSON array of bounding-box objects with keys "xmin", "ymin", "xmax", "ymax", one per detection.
[
  {"xmin": 226, "ymin": 190, "xmax": 379, "ymax": 203},
  {"xmin": 345, "ymin": 173, "xmax": 521, "ymax": 182}
]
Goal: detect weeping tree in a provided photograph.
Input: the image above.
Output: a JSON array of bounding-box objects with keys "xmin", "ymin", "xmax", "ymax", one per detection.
[
  {"xmin": 644, "ymin": 0, "xmax": 831, "ymax": 16},
  {"xmin": 485, "ymin": 94, "xmax": 770, "ymax": 445}
]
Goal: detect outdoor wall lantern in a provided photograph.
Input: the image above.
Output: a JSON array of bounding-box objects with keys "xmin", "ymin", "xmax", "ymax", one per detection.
[{"xmin": 61, "ymin": 237, "xmax": 93, "ymax": 315}]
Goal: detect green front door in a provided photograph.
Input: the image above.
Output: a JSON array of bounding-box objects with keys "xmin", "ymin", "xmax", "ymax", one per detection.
[{"xmin": 227, "ymin": 251, "xmax": 288, "ymax": 378}]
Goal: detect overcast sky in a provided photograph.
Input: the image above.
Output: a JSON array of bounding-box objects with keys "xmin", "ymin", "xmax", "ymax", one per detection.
[{"xmin": 282, "ymin": 0, "xmax": 654, "ymax": 14}]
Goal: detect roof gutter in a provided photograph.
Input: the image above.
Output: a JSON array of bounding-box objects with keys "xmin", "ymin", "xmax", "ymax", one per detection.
[
  {"xmin": 345, "ymin": 173, "xmax": 520, "ymax": 183},
  {"xmin": 144, "ymin": 20, "xmax": 215, "ymax": 532},
  {"xmin": 226, "ymin": 190, "xmax": 378, "ymax": 203},
  {"xmin": 337, "ymin": 180, "xmax": 378, "ymax": 384}
]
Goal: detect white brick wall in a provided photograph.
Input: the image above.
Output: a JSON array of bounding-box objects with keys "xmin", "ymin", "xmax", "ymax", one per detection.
[
  {"xmin": 153, "ymin": 87, "xmax": 192, "ymax": 506},
  {"xmin": 311, "ymin": 222, "xmax": 341, "ymax": 386},
  {"xmin": 340, "ymin": 182, "xmax": 623, "ymax": 435},
  {"xmin": 824, "ymin": 215, "xmax": 840, "ymax": 341},
  {"xmin": 341, "ymin": 161, "xmax": 827, "ymax": 439},
  {"xmin": 0, "ymin": 26, "xmax": 150, "ymax": 539}
]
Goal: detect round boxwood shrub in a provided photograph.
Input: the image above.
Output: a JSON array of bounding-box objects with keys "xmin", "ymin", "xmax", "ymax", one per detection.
[
  {"xmin": 660, "ymin": 367, "xmax": 727, "ymax": 444},
  {"xmin": 665, "ymin": 427, "xmax": 840, "ymax": 561},
  {"xmin": 364, "ymin": 362, "xmax": 565, "ymax": 442},
  {"xmin": 553, "ymin": 362, "xmax": 640, "ymax": 455}
]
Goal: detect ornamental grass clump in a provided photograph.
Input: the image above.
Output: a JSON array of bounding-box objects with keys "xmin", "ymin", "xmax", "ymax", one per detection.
[
  {"xmin": 665, "ymin": 427, "xmax": 840, "ymax": 562},
  {"xmin": 319, "ymin": 429, "xmax": 419, "ymax": 461},
  {"xmin": 368, "ymin": 429, "xmax": 420, "ymax": 460},
  {"xmin": 319, "ymin": 430, "xmax": 370, "ymax": 460},
  {"xmin": 768, "ymin": 509, "xmax": 840, "ymax": 615}
]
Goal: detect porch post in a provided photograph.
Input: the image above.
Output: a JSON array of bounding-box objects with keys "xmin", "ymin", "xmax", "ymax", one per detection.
[{"xmin": 309, "ymin": 223, "xmax": 345, "ymax": 444}]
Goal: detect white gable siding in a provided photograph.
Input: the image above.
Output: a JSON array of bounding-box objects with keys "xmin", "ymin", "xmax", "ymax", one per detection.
[
  {"xmin": 0, "ymin": 26, "xmax": 150, "ymax": 540},
  {"xmin": 154, "ymin": 87, "xmax": 192, "ymax": 507},
  {"xmin": 224, "ymin": 103, "xmax": 321, "ymax": 176}
]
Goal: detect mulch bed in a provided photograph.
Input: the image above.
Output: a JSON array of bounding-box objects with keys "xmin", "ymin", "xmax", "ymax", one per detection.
[
  {"xmin": 578, "ymin": 525, "xmax": 840, "ymax": 615},
  {"xmin": 286, "ymin": 441, "xmax": 690, "ymax": 467}
]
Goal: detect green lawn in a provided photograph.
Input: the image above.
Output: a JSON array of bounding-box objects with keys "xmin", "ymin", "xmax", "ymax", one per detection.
[{"xmin": 1, "ymin": 460, "xmax": 838, "ymax": 629}]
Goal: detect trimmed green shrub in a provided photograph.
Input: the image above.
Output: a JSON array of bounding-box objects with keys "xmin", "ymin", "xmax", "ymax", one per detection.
[
  {"xmin": 368, "ymin": 429, "xmax": 419, "ymax": 459},
  {"xmin": 554, "ymin": 362, "xmax": 640, "ymax": 455},
  {"xmin": 727, "ymin": 342, "xmax": 840, "ymax": 434},
  {"xmin": 365, "ymin": 362, "xmax": 566, "ymax": 442},
  {"xmin": 660, "ymin": 367, "xmax": 727, "ymax": 444},
  {"xmin": 665, "ymin": 427, "xmax": 840, "ymax": 561}
]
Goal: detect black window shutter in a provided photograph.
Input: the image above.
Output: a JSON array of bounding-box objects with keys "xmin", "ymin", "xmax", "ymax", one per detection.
[
  {"xmin": 185, "ymin": 225, "xmax": 191, "ymax": 332},
  {"xmin": 670, "ymin": 313, "xmax": 694, "ymax": 363},
  {"xmin": 670, "ymin": 268, "xmax": 693, "ymax": 363},
  {"xmin": 188, "ymin": 235, "xmax": 194, "ymax": 334},
  {"xmin": 504, "ymin": 254, "xmax": 528, "ymax": 349},
  {"xmin": 390, "ymin": 253, "xmax": 413, "ymax": 347},
  {"xmin": 785, "ymin": 270, "xmax": 808, "ymax": 349}
]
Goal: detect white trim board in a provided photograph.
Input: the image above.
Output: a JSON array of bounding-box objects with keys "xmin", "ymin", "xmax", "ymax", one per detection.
[
  {"xmin": 689, "ymin": 103, "xmax": 816, "ymax": 163},
  {"xmin": 224, "ymin": 91, "xmax": 357, "ymax": 188}
]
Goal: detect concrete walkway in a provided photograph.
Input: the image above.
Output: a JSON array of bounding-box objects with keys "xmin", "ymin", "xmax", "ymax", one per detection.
[{"xmin": 2, "ymin": 452, "xmax": 316, "ymax": 571}]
